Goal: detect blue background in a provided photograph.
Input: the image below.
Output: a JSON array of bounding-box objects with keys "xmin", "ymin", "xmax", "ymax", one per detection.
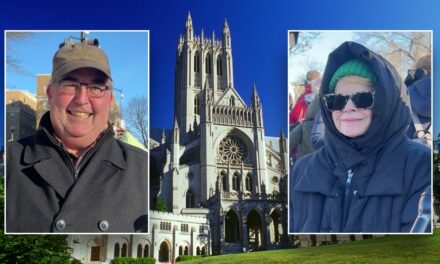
[{"xmin": 1, "ymin": 0, "xmax": 439, "ymax": 145}]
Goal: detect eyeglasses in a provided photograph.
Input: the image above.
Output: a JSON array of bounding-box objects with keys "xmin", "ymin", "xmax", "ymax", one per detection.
[
  {"xmin": 56, "ymin": 80, "xmax": 111, "ymax": 98},
  {"xmin": 323, "ymin": 91, "xmax": 375, "ymax": 112}
]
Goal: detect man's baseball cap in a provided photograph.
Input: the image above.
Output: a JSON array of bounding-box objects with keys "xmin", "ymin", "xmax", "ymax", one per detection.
[{"xmin": 51, "ymin": 43, "xmax": 112, "ymax": 82}]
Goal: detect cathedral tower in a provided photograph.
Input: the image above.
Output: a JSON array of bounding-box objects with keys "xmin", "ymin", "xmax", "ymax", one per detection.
[{"xmin": 175, "ymin": 12, "xmax": 234, "ymax": 137}]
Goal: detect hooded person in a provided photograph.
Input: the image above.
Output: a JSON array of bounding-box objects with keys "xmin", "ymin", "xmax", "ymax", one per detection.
[
  {"xmin": 289, "ymin": 41, "xmax": 430, "ymax": 233},
  {"xmin": 406, "ymin": 54, "xmax": 431, "ymax": 141}
]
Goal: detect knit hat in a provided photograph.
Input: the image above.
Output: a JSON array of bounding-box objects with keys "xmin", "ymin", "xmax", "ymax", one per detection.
[{"xmin": 328, "ymin": 59, "xmax": 377, "ymax": 92}]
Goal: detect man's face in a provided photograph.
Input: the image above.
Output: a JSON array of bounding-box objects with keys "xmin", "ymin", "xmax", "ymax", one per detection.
[{"xmin": 47, "ymin": 68, "xmax": 112, "ymax": 150}]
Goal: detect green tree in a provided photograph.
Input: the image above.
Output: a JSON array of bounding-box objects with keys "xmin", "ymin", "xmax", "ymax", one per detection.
[
  {"xmin": 434, "ymin": 152, "xmax": 440, "ymax": 202},
  {"xmin": 0, "ymin": 180, "xmax": 76, "ymax": 264},
  {"xmin": 155, "ymin": 195, "xmax": 168, "ymax": 212}
]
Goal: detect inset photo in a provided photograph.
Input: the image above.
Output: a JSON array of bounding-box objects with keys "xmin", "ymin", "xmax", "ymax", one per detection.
[
  {"xmin": 288, "ymin": 31, "xmax": 432, "ymax": 234},
  {"xmin": 5, "ymin": 31, "xmax": 149, "ymax": 233}
]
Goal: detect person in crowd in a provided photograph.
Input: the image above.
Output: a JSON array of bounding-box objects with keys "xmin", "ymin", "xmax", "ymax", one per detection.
[
  {"xmin": 406, "ymin": 54, "xmax": 431, "ymax": 142},
  {"xmin": 6, "ymin": 35, "xmax": 149, "ymax": 233},
  {"xmin": 290, "ymin": 78, "xmax": 322, "ymax": 162},
  {"xmin": 290, "ymin": 41, "xmax": 430, "ymax": 233},
  {"xmin": 311, "ymin": 109, "xmax": 325, "ymax": 149},
  {"xmin": 289, "ymin": 70, "xmax": 321, "ymax": 126}
]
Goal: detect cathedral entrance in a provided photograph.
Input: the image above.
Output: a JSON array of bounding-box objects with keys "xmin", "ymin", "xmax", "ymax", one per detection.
[
  {"xmin": 225, "ymin": 210, "xmax": 240, "ymax": 242},
  {"xmin": 158, "ymin": 241, "xmax": 170, "ymax": 263},
  {"xmin": 270, "ymin": 210, "xmax": 282, "ymax": 244},
  {"xmin": 247, "ymin": 209, "xmax": 263, "ymax": 250}
]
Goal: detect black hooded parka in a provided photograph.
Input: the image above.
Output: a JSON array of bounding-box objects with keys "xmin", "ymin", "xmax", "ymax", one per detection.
[{"xmin": 290, "ymin": 42, "xmax": 431, "ymax": 233}]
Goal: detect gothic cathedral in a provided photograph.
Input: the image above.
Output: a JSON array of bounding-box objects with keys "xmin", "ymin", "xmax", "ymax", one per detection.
[{"xmin": 155, "ymin": 12, "xmax": 289, "ymax": 254}]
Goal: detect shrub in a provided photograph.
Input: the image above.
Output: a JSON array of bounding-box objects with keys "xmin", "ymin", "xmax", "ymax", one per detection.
[
  {"xmin": 176, "ymin": 255, "xmax": 204, "ymax": 262},
  {"xmin": 112, "ymin": 257, "xmax": 156, "ymax": 264},
  {"xmin": 71, "ymin": 258, "xmax": 83, "ymax": 264}
]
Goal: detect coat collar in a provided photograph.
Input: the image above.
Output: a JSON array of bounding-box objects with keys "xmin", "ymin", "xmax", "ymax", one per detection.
[
  {"xmin": 20, "ymin": 112, "xmax": 126, "ymax": 199},
  {"xmin": 293, "ymin": 135, "xmax": 407, "ymax": 197}
]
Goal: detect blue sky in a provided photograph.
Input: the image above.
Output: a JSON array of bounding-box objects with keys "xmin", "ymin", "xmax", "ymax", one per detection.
[{"xmin": 1, "ymin": 0, "xmax": 440, "ymax": 149}]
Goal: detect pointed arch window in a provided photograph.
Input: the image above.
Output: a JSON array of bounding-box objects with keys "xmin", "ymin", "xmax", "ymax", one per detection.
[
  {"xmin": 217, "ymin": 56, "xmax": 223, "ymax": 76},
  {"xmin": 221, "ymin": 171, "xmax": 227, "ymax": 191},
  {"xmin": 229, "ymin": 96, "xmax": 235, "ymax": 107},
  {"xmin": 194, "ymin": 52, "xmax": 200, "ymax": 73},
  {"xmin": 121, "ymin": 243, "xmax": 128, "ymax": 257},
  {"xmin": 137, "ymin": 244, "xmax": 143, "ymax": 258},
  {"xmin": 114, "ymin": 243, "xmax": 120, "ymax": 258},
  {"xmin": 205, "ymin": 54, "xmax": 212, "ymax": 74},
  {"xmin": 144, "ymin": 244, "xmax": 150, "ymax": 257},
  {"xmin": 186, "ymin": 189, "xmax": 195, "ymax": 208},
  {"xmin": 245, "ymin": 173, "xmax": 253, "ymax": 192},
  {"xmin": 225, "ymin": 210, "xmax": 240, "ymax": 242},
  {"xmin": 232, "ymin": 172, "xmax": 240, "ymax": 191},
  {"xmin": 194, "ymin": 94, "xmax": 200, "ymax": 115}
]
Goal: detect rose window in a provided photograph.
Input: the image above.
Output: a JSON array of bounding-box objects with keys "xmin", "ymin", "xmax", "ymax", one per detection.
[{"xmin": 218, "ymin": 135, "xmax": 248, "ymax": 165}]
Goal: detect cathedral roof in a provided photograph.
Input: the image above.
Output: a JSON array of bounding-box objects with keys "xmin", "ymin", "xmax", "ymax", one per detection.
[{"xmin": 215, "ymin": 86, "xmax": 247, "ymax": 108}]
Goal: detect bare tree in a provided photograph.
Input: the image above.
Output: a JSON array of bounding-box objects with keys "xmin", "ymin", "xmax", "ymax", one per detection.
[
  {"xmin": 6, "ymin": 32, "xmax": 34, "ymax": 76},
  {"xmin": 125, "ymin": 96, "xmax": 148, "ymax": 148},
  {"xmin": 354, "ymin": 32, "xmax": 431, "ymax": 74},
  {"xmin": 289, "ymin": 32, "xmax": 323, "ymax": 55}
]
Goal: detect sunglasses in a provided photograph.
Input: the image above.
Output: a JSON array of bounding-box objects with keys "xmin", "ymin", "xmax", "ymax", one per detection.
[{"xmin": 323, "ymin": 91, "xmax": 375, "ymax": 112}]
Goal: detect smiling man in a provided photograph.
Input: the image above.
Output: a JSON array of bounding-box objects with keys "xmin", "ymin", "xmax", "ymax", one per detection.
[{"xmin": 6, "ymin": 36, "xmax": 149, "ymax": 233}]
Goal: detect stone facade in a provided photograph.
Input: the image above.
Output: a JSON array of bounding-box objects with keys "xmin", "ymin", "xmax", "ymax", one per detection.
[
  {"xmin": 69, "ymin": 211, "xmax": 209, "ymax": 263},
  {"xmin": 153, "ymin": 13, "xmax": 289, "ymax": 255}
]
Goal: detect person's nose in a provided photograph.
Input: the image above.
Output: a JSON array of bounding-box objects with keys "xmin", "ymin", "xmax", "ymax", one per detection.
[
  {"xmin": 342, "ymin": 97, "xmax": 357, "ymax": 112},
  {"xmin": 72, "ymin": 85, "xmax": 90, "ymax": 104}
]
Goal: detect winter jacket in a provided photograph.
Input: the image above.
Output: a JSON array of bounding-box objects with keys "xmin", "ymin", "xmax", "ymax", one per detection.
[
  {"xmin": 290, "ymin": 94, "xmax": 320, "ymax": 158},
  {"xmin": 6, "ymin": 112, "xmax": 149, "ymax": 233},
  {"xmin": 289, "ymin": 42, "xmax": 431, "ymax": 233},
  {"xmin": 407, "ymin": 74, "xmax": 431, "ymax": 139},
  {"xmin": 289, "ymin": 85, "xmax": 312, "ymax": 124},
  {"xmin": 311, "ymin": 110, "xmax": 325, "ymax": 149}
]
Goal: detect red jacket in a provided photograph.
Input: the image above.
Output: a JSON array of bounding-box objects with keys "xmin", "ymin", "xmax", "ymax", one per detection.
[{"xmin": 289, "ymin": 85, "xmax": 312, "ymax": 124}]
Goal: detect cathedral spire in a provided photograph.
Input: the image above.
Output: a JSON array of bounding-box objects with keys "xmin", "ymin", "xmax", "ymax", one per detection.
[
  {"xmin": 252, "ymin": 84, "xmax": 263, "ymax": 127},
  {"xmin": 252, "ymin": 83, "xmax": 261, "ymax": 107},
  {"xmin": 173, "ymin": 118, "xmax": 180, "ymax": 144},
  {"xmin": 161, "ymin": 129, "xmax": 166, "ymax": 144},
  {"xmin": 222, "ymin": 18, "xmax": 231, "ymax": 48},
  {"xmin": 279, "ymin": 129, "xmax": 287, "ymax": 174},
  {"xmin": 185, "ymin": 11, "xmax": 194, "ymax": 41},
  {"xmin": 223, "ymin": 18, "xmax": 229, "ymax": 31}
]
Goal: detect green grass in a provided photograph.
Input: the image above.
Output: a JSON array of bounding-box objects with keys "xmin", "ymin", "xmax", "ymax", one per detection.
[{"xmin": 185, "ymin": 229, "xmax": 440, "ymax": 264}]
